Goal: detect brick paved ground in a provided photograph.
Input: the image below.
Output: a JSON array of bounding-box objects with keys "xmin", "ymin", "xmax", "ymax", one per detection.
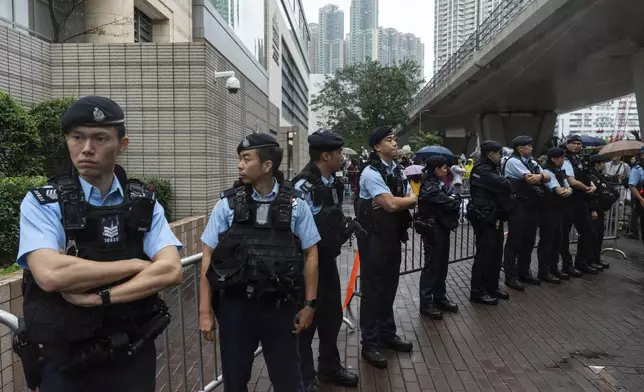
[{"xmin": 155, "ymin": 229, "xmax": 644, "ymax": 392}]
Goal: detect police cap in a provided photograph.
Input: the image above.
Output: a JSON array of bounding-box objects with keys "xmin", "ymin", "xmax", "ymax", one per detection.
[
  {"xmin": 511, "ymin": 135, "xmax": 532, "ymax": 148},
  {"xmin": 425, "ymin": 155, "xmax": 448, "ymax": 171},
  {"xmin": 546, "ymin": 147, "xmax": 565, "ymax": 159},
  {"xmin": 567, "ymin": 135, "xmax": 582, "ymax": 144},
  {"xmin": 61, "ymin": 96, "xmax": 126, "ymax": 136},
  {"xmin": 237, "ymin": 132, "xmax": 280, "ymax": 154},
  {"xmin": 369, "ymin": 126, "xmax": 394, "ymax": 147},
  {"xmin": 308, "ymin": 130, "xmax": 344, "ymax": 152},
  {"xmin": 479, "ymin": 140, "xmax": 503, "ymax": 152},
  {"xmin": 590, "ymin": 154, "xmax": 610, "ymax": 164}
]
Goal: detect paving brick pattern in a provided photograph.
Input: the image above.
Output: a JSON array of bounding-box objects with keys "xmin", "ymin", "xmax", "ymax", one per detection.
[{"xmin": 155, "ymin": 233, "xmax": 644, "ymax": 392}]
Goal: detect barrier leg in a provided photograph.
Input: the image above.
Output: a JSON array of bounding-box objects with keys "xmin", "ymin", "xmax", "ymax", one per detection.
[{"xmin": 601, "ymin": 237, "xmax": 626, "ymax": 259}]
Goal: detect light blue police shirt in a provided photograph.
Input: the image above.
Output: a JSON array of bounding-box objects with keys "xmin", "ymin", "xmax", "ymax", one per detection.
[
  {"xmin": 541, "ymin": 169, "xmax": 569, "ymax": 190},
  {"xmin": 201, "ymin": 179, "xmax": 321, "ymax": 250},
  {"xmin": 562, "ymin": 159, "xmax": 576, "ymax": 178},
  {"xmin": 359, "ymin": 159, "xmax": 410, "ymax": 200},
  {"xmin": 504, "ymin": 156, "xmax": 544, "ymax": 180},
  {"xmin": 294, "ymin": 176, "xmax": 337, "ymax": 216},
  {"xmin": 628, "ymin": 165, "xmax": 644, "ymax": 187},
  {"xmin": 17, "ymin": 175, "xmax": 183, "ymax": 269}
]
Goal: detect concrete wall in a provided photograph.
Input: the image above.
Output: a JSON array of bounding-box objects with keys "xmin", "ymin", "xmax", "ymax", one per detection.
[{"xmin": 0, "ymin": 217, "xmax": 206, "ymax": 392}]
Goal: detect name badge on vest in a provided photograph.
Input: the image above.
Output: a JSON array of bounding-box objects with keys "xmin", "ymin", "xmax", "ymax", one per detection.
[
  {"xmin": 99, "ymin": 215, "xmax": 124, "ymax": 248},
  {"xmin": 255, "ymin": 204, "xmax": 272, "ymax": 228},
  {"xmin": 332, "ymin": 188, "xmax": 339, "ymax": 205}
]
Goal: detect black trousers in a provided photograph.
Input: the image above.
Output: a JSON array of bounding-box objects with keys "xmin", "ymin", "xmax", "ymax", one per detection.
[
  {"xmin": 39, "ymin": 342, "xmax": 156, "ymax": 392},
  {"xmin": 299, "ymin": 257, "xmax": 343, "ymax": 383},
  {"xmin": 470, "ymin": 219, "xmax": 504, "ymax": 297},
  {"xmin": 591, "ymin": 210, "xmax": 605, "ymax": 262},
  {"xmin": 560, "ymin": 200, "xmax": 596, "ymax": 269},
  {"xmin": 419, "ymin": 226, "xmax": 450, "ymax": 309},
  {"xmin": 503, "ymin": 203, "xmax": 539, "ymax": 279},
  {"xmin": 216, "ymin": 293, "xmax": 301, "ymax": 392},
  {"xmin": 537, "ymin": 206, "xmax": 562, "ymax": 276},
  {"xmin": 633, "ymin": 201, "xmax": 644, "ymax": 241},
  {"xmin": 358, "ymin": 233, "xmax": 402, "ymax": 350}
]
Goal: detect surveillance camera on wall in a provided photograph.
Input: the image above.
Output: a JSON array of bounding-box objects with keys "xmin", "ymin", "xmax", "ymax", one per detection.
[{"xmin": 215, "ymin": 71, "xmax": 240, "ymax": 94}]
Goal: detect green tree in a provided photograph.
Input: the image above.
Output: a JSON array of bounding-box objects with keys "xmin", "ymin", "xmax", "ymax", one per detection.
[
  {"xmin": 311, "ymin": 60, "xmax": 424, "ymax": 151},
  {"xmin": 31, "ymin": 97, "xmax": 75, "ymax": 176},
  {"xmin": 0, "ymin": 92, "xmax": 42, "ymax": 177},
  {"xmin": 408, "ymin": 131, "xmax": 444, "ymax": 152}
]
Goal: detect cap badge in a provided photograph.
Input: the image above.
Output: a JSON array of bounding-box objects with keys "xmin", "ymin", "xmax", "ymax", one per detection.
[
  {"xmin": 242, "ymin": 138, "xmax": 250, "ymax": 148},
  {"xmin": 93, "ymin": 107, "xmax": 106, "ymax": 122}
]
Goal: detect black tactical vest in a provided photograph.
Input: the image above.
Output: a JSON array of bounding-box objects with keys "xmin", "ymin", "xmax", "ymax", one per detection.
[
  {"xmin": 469, "ymin": 160, "xmax": 509, "ymax": 222},
  {"xmin": 293, "ymin": 161, "xmax": 346, "ymax": 260},
  {"xmin": 207, "ymin": 181, "xmax": 304, "ymax": 299},
  {"xmin": 565, "ymin": 152, "xmax": 591, "ymax": 201},
  {"xmin": 22, "ymin": 166, "xmax": 168, "ymax": 349},
  {"xmin": 588, "ymin": 169, "xmax": 619, "ymax": 211},
  {"xmin": 354, "ymin": 154, "xmax": 412, "ymax": 242},
  {"xmin": 503, "ymin": 155, "xmax": 544, "ymax": 204},
  {"xmin": 543, "ymin": 163, "xmax": 568, "ymax": 207}
]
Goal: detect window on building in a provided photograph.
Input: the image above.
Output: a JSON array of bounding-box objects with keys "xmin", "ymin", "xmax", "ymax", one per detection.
[{"xmin": 134, "ymin": 7, "xmax": 152, "ymax": 43}]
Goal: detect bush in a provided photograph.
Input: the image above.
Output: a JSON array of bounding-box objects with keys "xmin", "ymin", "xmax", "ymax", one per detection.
[
  {"xmin": 30, "ymin": 97, "xmax": 75, "ymax": 176},
  {"xmin": 0, "ymin": 176, "xmax": 47, "ymax": 266},
  {"xmin": 131, "ymin": 176, "xmax": 173, "ymax": 222},
  {"xmin": 0, "ymin": 92, "xmax": 43, "ymax": 177}
]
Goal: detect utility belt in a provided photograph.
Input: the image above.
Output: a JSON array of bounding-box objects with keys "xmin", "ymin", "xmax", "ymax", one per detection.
[
  {"xmin": 466, "ymin": 203, "xmax": 498, "ymax": 226},
  {"xmin": 413, "ymin": 215, "xmax": 435, "ymax": 244},
  {"xmin": 15, "ymin": 302, "xmax": 170, "ymax": 384},
  {"xmin": 206, "ymin": 261, "xmax": 301, "ymax": 301},
  {"xmin": 217, "ymin": 287, "xmax": 297, "ymax": 308}
]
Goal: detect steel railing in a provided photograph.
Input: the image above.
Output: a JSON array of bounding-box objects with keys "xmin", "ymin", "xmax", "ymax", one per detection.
[{"xmin": 408, "ymin": 0, "xmax": 537, "ymax": 116}]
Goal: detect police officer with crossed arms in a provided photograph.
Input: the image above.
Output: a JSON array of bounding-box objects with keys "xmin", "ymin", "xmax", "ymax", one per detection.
[
  {"xmin": 199, "ymin": 132, "xmax": 320, "ymax": 392},
  {"xmin": 293, "ymin": 131, "xmax": 360, "ymax": 391},
  {"xmin": 15, "ymin": 96, "xmax": 183, "ymax": 392}
]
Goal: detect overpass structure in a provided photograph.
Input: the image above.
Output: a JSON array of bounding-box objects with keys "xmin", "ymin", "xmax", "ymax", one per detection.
[{"xmin": 399, "ymin": 0, "xmax": 644, "ymax": 156}]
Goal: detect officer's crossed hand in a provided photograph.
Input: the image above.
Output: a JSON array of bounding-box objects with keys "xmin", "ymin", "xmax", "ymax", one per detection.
[
  {"xmin": 292, "ymin": 305, "xmax": 314, "ymax": 334},
  {"xmin": 591, "ymin": 211, "xmax": 599, "ymax": 220},
  {"xmin": 586, "ymin": 182, "xmax": 597, "ymax": 194},
  {"xmin": 526, "ymin": 174, "xmax": 542, "ymax": 185}
]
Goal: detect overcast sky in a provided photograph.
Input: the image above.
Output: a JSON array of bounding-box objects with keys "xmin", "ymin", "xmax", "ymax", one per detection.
[{"xmin": 303, "ymin": 0, "xmax": 435, "ymax": 80}]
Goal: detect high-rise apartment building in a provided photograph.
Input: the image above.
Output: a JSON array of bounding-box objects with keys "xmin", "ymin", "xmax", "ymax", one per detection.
[
  {"xmin": 348, "ymin": 0, "xmax": 379, "ymax": 65},
  {"xmin": 309, "ymin": 23, "xmax": 321, "ymax": 73},
  {"xmin": 379, "ymin": 28, "xmax": 424, "ymax": 78},
  {"xmin": 433, "ymin": 0, "xmax": 500, "ymax": 73},
  {"xmin": 556, "ymin": 95, "xmax": 640, "ymax": 140},
  {"xmin": 318, "ymin": 4, "xmax": 345, "ymax": 74}
]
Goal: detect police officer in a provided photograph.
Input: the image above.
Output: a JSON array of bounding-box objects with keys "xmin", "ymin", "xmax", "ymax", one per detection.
[
  {"xmin": 199, "ymin": 132, "xmax": 320, "ymax": 392},
  {"xmin": 15, "ymin": 96, "xmax": 183, "ymax": 392},
  {"xmin": 292, "ymin": 131, "xmax": 359, "ymax": 391},
  {"xmin": 467, "ymin": 140, "xmax": 513, "ymax": 305},
  {"xmin": 560, "ymin": 135, "xmax": 600, "ymax": 275},
  {"xmin": 502, "ymin": 135, "xmax": 551, "ymax": 291},
  {"xmin": 588, "ymin": 154, "xmax": 618, "ymax": 269},
  {"xmin": 416, "ymin": 156, "xmax": 461, "ymax": 319},
  {"xmin": 628, "ymin": 147, "xmax": 644, "ymax": 243},
  {"xmin": 537, "ymin": 148, "xmax": 573, "ymax": 283},
  {"xmin": 355, "ymin": 126, "xmax": 417, "ymax": 369}
]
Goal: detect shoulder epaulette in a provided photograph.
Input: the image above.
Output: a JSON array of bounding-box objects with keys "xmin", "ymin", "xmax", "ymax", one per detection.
[
  {"xmin": 292, "ymin": 189, "xmax": 305, "ymax": 200},
  {"xmin": 30, "ymin": 187, "xmax": 59, "ymax": 205}
]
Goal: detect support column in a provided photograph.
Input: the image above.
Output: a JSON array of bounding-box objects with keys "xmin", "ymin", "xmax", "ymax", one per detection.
[
  {"xmin": 478, "ymin": 111, "xmax": 557, "ymax": 156},
  {"xmin": 632, "ymin": 50, "xmax": 644, "ymax": 133}
]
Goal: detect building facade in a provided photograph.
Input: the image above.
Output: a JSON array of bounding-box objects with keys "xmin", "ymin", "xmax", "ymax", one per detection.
[
  {"xmin": 318, "ymin": 4, "xmax": 344, "ymax": 74},
  {"xmin": 378, "ymin": 27, "xmax": 424, "ymax": 77},
  {"xmin": 348, "ymin": 0, "xmax": 378, "ymax": 65},
  {"xmin": 308, "ymin": 22, "xmax": 320, "ymax": 73},
  {"xmin": 556, "ymin": 95, "xmax": 640, "ymax": 140}
]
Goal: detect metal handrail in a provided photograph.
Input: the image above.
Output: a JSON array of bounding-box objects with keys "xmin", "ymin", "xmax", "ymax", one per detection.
[{"xmin": 408, "ymin": 0, "xmax": 537, "ymax": 116}]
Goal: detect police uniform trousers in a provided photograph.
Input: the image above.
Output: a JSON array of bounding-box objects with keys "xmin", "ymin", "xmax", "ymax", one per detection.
[
  {"xmin": 39, "ymin": 342, "xmax": 156, "ymax": 392},
  {"xmin": 560, "ymin": 197, "xmax": 596, "ymax": 269},
  {"xmin": 216, "ymin": 291, "xmax": 301, "ymax": 392},
  {"xmin": 419, "ymin": 225, "xmax": 451, "ymax": 310},
  {"xmin": 503, "ymin": 202, "xmax": 539, "ymax": 279},
  {"xmin": 632, "ymin": 201, "xmax": 644, "ymax": 241},
  {"xmin": 537, "ymin": 204, "xmax": 563, "ymax": 276},
  {"xmin": 299, "ymin": 255, "xmax": 343, "ymax": 383},
  {"xmin": 590, "ymin": 210, "xmax": 605, "ymax": 263},
  {"xmin": 358, "ymin": 233, "xmax": 402, "ymax": 350},
  {"xmin": 470, "ymin": 219, "xmax": 504, "ymax": 297}
]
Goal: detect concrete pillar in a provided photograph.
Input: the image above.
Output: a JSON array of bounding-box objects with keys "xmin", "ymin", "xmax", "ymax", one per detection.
[
  {"xmin": 632, "ymin": 50, "xmax": 644, "ymax": 133},
  {"xmin": 83, "ymin": 0, "xmax": 134, "ymax": 44},
  {"xmin": 479, "ymin": 111, "xmax": 557, "ymax": 156}
]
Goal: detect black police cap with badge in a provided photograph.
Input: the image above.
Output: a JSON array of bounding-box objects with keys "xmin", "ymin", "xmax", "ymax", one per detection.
[
  {"xmin": 480, "ymin": 140, "xmax": 503, "ymax": 152},
  {"xmin": 511, "ymin": 135, "xmax": 532, "ymax": 149},
  {"xmin": 425, "ymin": 156, "xmax": 448, "ymax": 172},
  {"xmin": 369, "ymin": 126, "xmax": 394, "ymax": 148},
  {"xmin": 237, "ymin": 132, "xmax": 280, "ymax": 154},
  {"xmin": 61, "ymin": 96, "xmax": 126, "ymax": 137},
  {"xmin": 547, "ymin": 147, "xmax": 565, "ymax": 159},
  {"xmin": 308, "ymin": 130, "xmax": 344, "ymax": 152}
]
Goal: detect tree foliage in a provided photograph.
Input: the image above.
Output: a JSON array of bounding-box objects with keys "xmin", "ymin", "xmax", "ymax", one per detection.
[
  {"xmin": 311, "ymin": 60, "xmax": 424, "ymax": 151},
  {"xmin": 0, "ymin": 92, "xmax": 43, "ymax": 177},
  {"xmin": 31, "ymin": 97, "xmax": 75, "ymax": 176},
  {"xmin": 47, "ymin": 0, "xmax": 133, "ymax": 43},
  {"xmin": 408, "ymin": 131, "xmax": 444, "ymax": 152}
]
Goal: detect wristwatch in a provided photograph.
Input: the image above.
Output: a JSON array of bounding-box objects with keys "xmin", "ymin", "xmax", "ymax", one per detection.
[
  {"xmin": 98, "ymin": 288, "xmax": 111, "ymax": 306},
  {"xmin": 303, "ymin": 299, "xmax": 317, "ymax": 310}
]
